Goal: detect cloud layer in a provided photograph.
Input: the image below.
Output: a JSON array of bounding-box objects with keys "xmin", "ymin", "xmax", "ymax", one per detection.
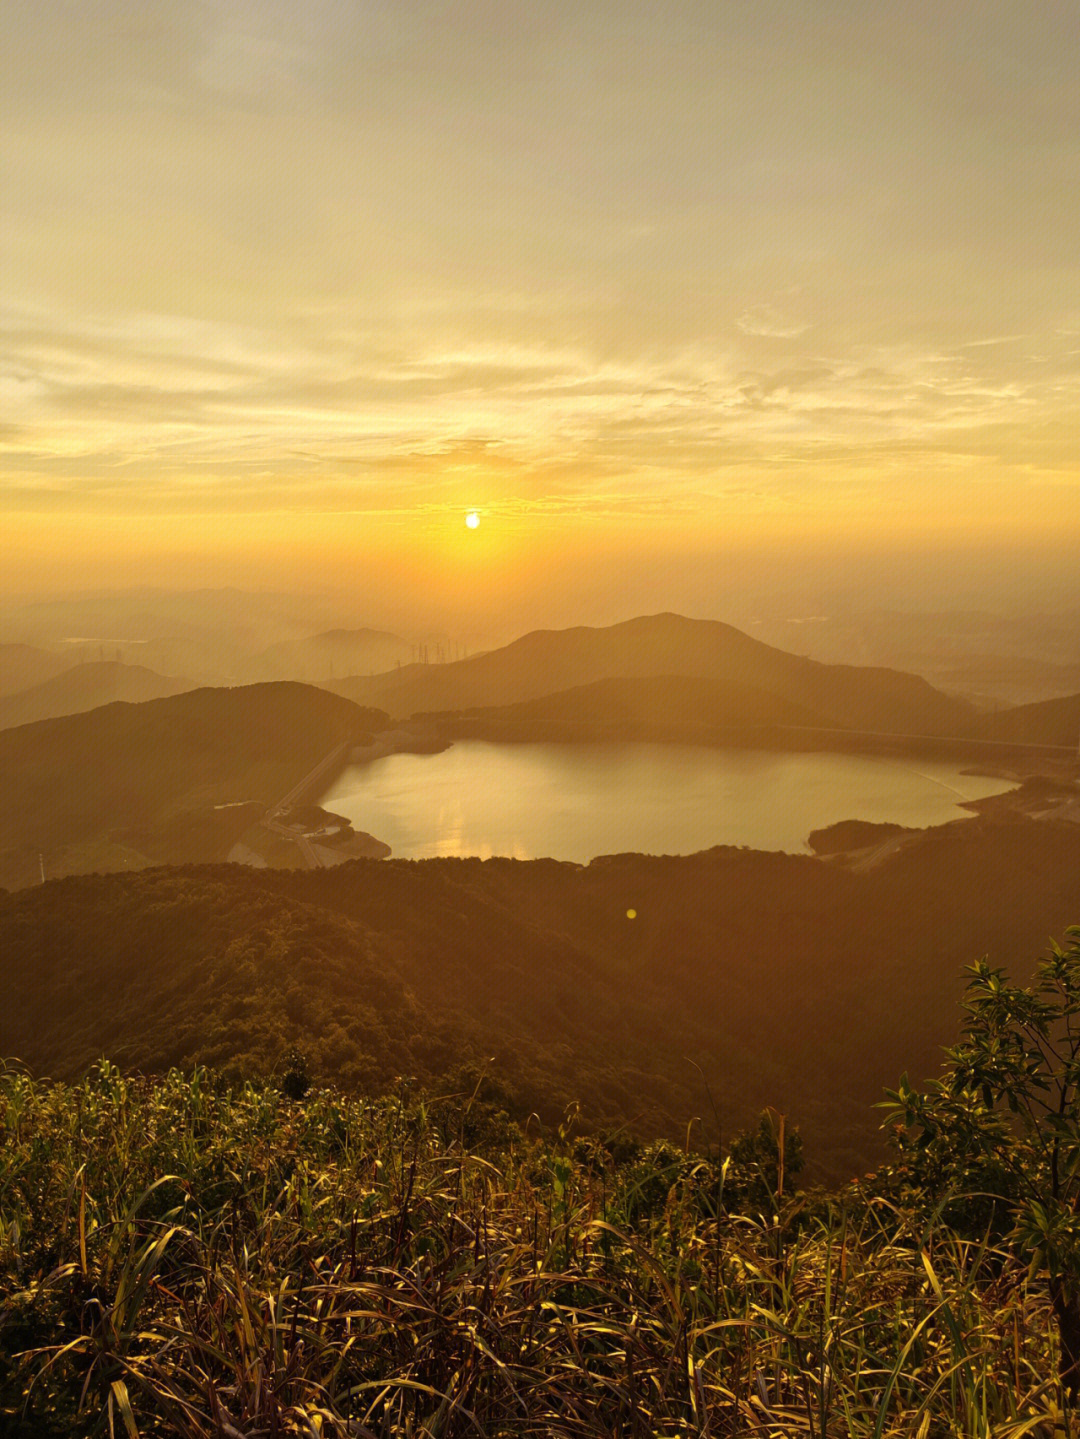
[{"xmin": 2, "ymin": 1, "xmax": 1079, "ymax": 599}]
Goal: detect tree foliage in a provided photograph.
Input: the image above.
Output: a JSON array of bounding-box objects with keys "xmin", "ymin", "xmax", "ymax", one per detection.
[{"xmin": 884, "ymin": 926, "xmax": 1080, "ymax": 1397}]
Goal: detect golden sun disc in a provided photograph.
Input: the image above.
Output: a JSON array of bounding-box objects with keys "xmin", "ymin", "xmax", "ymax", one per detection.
[{"xmin": 465, "ymin": 511, "xmax": 480, "ymax": 529}]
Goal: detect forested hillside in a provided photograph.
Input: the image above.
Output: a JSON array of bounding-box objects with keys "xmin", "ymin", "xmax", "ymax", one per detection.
[
  {"xmin": 972, "ymin": 690, "xmax": 1080, "ymax": 749},
  {"xmin": 424, "ymin": 673, "xmax": 827, "ymax": 741},
  {"xmin": 0, "ymin": 684, "xmax": 390, "ymax": 889},
  {"xmin": 4, "ymin": 810, "xmax": 1079, "ymax": 1178}
]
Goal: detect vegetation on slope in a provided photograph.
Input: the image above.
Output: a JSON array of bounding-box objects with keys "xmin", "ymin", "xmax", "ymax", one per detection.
[
  {"xmin": 0, "ymin": 684, "xmax": 390, "ymax": 890},
  {"xmin": 1, "ymin": 967, "xmax": 1079, "ymax": 1437},
  {"xmin": 972, "ymin": 691, "xmax": 1080, "ymax": 750},
  {"xmin": 5, "ymin": 813, "xmax": 1080, "ymax": 1178},
  {"xmin": 422, "ymin": 673, "xmax": 829, "ymax": 742}
]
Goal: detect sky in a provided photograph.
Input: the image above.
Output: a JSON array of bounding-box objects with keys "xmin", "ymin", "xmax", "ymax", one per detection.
[{"xmin": 2, "ymin": 2, "xmax": 1079, "ymax": 630}]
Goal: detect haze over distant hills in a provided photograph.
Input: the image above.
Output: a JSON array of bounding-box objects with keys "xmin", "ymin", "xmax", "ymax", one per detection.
[
  {"xmin": 5, "ymin": 589, "xmax": 1078, "ymax": 707},
  {"xmin": 325, "ymin": 612, "xmax": 974, "ymax": 735},
  {"xmin": 748, "ymin": 609, "xmax": 1080, "ymax": 707},
  {"xmin": 0, "ymin": 660, "xmax": 195, "ymax": 731},
  {"xmin": 242, "ymin": 627, "xmax": 413, "ymax": 683},
  {"xmin": 0, "ymin": 588, "xmax": 359, "ymax": 686},
  {"xmin": 0, "ymin": 643, "xmax": 74, "ymax": 697},
  {"xmin": 0, "ymin": 587, "xmax": 345, "ymax": 649},
  {"xmin": 0, "ymin": 590, "xmax": 461, "ymax": 691}
]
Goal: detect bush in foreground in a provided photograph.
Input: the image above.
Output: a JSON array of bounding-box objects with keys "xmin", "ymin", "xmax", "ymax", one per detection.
[
  {"xmin": 0, "ymin": 1064, "xmax": 1074, "ymax": 1436},
  {"xmin": 886, "ymin": 925, "xmax": 1080, "ymax": 1406}
]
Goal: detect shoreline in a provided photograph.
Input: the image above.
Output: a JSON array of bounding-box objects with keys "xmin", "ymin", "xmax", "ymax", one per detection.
[{"xmin": 302, "ymin": 729, "xmax": 1075, "ymax": 870}]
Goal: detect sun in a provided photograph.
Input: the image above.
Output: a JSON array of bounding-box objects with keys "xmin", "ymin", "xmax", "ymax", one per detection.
[{"xmin": 465, "ymin": 510, "xmax": 480, "ymax": 530}]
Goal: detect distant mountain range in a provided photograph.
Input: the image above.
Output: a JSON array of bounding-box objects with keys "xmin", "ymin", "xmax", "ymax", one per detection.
[
  {"xmin": 10, "ymin": 614, "xmax": 1078, "ymax": 749},
  {"xmin": 0, "ymin": 590, "xmax": 381, "ymax": 687},
  {"xmin": 325, "ymin": 612, "xmax": 975, "ymax": 735},
  {"xmin": 0, "ymin": 660, "xmax": 195, "ymax": 731}
]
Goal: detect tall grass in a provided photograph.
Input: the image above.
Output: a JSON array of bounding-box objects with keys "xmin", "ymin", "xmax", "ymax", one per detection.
[{"xmin": 0, "ymin": 1063, "xmax": 1074, "ymax": 1436}]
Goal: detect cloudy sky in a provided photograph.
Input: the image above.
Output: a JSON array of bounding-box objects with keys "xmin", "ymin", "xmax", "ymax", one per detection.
[{"xmin": 2, "ymin": 2, "xmax": 1078, "ymax": 622}]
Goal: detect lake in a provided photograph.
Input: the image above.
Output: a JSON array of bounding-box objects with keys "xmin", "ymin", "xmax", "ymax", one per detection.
[{"xmin": 318, "ymin": 741, "xmax": 1014, "ymax": 862}]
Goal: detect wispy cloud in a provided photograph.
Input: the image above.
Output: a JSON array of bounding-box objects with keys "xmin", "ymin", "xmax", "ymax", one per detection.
[
  {"xmin": 736, "ymin": 306, "xmax": 810, "ymax": 339},
  {"xmin": 3, "ymin": 296, "xmax": 1078, "ymax": 525},
  {"xmin": 2, "ymin": 1, "xmax": 1079, "ymax": 565}
]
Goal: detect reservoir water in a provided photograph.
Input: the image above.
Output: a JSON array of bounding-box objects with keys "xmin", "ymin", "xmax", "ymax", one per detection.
[{"xmin": 318, "ymin": 741, "xmax": 1014, "ymax": 863}]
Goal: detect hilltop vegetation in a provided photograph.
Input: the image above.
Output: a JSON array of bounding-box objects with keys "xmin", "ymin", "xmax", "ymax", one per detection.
[
  {"xmin": 1, "ymin": 1001, "xmax": 1076, "ymax": 1437},
  {"xmin": 0, "ymin": 684, "xmax": 390, "ymax": 890},
  {"xmin": 5, "ymin": 811, "xmax": 1080, "ymax": 1178}
]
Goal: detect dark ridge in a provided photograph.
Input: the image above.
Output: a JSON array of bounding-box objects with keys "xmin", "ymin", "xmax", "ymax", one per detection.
[
  {"xmin": 3, "ymin": 811, "xmax": 1078, "ymax": 1180},
  {"xmin": 0, "ymin": 683, "xmax": 390, "ymax": 876}
]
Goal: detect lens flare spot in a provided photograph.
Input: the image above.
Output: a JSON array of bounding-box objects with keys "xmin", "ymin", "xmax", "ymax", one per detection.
[{"xmin": 626, "ymin": 908, "xmax": 637, "ymax": 919}]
